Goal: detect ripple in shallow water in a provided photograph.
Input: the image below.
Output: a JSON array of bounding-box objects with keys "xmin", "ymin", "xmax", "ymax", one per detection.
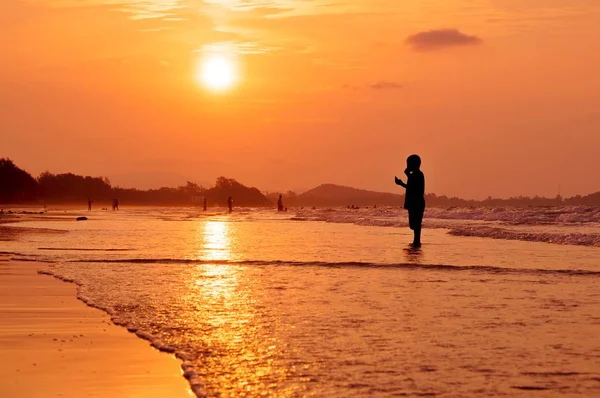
[{"xmin": 41, "ymin": 260, "xmax": 600, "ymax": 397}]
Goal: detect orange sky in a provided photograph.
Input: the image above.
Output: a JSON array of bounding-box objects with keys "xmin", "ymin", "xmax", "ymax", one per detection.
[{"xmin": 2, "ymin": 0, "xmax": 600, "ymax": 198}]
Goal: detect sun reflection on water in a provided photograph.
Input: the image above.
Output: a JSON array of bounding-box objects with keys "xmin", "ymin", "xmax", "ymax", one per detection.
[
  {"xmin": 188, "ymin": 259, "xmax": 299, "ymax": 396},
  {"xmin": 200, "ymin": 220, "xmax": 232, "ymax": 261},
  {"xmin": 184, "ymin": 220, "xmax": 302, "ymax": 395}
]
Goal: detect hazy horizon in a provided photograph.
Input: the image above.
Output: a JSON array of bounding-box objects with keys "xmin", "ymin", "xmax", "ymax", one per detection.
[
  {"xmin": 6, "ymin": 158, "xmax": 600, "ymax": 201},
  {"xmin": 2, "ymin": 0, "xmax": 600, "ymax": 199}
]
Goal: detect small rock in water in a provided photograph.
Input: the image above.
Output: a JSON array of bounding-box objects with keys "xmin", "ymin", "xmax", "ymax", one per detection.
[{"xmin": 76, "ymin": 216, "xmax": 88, "ymax": 221}]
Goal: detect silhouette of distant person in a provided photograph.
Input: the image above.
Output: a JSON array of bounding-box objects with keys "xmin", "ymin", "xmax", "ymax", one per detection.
[
  {"xmin": 88, "ymin": 198, "xmax": 93, "ymax": 212},
  {"xmin": 115, "ymin": 198, "xmax": 119, "ymax": 210},
  {"xmin": 228, "ymin": 196, "xmax": 233, "ymax": 213},
  {"xmin": 395, "ymin": 154, "xmax": 425, "ymax": 247},
  {"xmin": 277, "ymin": 195, "xmax": 284, "ymax": 211},
  {"xmin": 203, "ymin": 197, "xmax": 207, "ymax": 212}
]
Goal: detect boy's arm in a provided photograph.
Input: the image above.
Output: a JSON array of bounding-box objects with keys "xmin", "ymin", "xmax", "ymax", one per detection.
[{"xmin": 394, "ymin": 176, "xmax": 407, "ymax": 188}]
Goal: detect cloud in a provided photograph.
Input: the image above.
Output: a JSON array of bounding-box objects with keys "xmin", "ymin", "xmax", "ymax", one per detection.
[
  {"xmin": 198, "ymin": 41, "xmax": 280, "ymax": 55},
  {"xmin": 342, "ymin": 81, "xmax": 404, "ymax": 91},
  {"xmin": 406, "ymin": 29, "xmax": 482, "ymax": 51},
  {"xmin": 370, "ymin": 81, "xmax": 403, "ymax": 90}
]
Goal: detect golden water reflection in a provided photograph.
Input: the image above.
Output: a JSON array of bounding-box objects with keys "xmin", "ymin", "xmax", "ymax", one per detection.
[
  {"xmin": 201, "ymin": 220, "xmax": 232, "ymax": 261},
  {"xmin": 187, "ymin": 220, "xmax": 296, "ymax": 395}
]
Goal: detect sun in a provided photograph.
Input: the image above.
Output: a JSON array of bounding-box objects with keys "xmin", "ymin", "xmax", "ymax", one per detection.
[{"xmin": 197, "ymin": 54, "xmax": 238, "ymax": 91}]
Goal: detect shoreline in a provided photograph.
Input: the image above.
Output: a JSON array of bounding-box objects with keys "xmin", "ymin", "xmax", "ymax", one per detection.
[{"xmin": 0, "ymin": 260, "xmax": 193, "ymax": 398}]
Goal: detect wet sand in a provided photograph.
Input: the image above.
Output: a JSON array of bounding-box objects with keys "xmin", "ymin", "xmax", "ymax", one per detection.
[{"xmin": 0, "ymin": 261, "xmax": 193, "ymax": 398}]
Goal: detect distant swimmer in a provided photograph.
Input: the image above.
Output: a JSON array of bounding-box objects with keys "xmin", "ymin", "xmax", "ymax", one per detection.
[
  {"xmin": 277, "ymin": 195, "xmax": 284, "ymax": 211},
  {"xmin": 395, "ymin": 154, "xmax": 425, "ymax": 248},
  {"xmin": 203, "ymin": 197, "xmax": 207, "ymax": 212},
  {"xmin": 87, "ymin": 198, "xmax": 93, "ymax": 212},
  {"xmin": 228, "ymin": 196, "xmax": 233, "ymax": 213}
]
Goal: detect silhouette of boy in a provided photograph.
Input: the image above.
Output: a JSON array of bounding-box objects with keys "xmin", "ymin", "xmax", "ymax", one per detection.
[{"xmin": 395, "ymin": 154, "xmax": 425, "ymax": 247}]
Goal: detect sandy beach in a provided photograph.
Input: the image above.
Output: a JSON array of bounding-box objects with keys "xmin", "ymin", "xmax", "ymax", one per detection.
[{"xmin": 0, "ymin": 260, "xmax": 193, "ymax": 398}]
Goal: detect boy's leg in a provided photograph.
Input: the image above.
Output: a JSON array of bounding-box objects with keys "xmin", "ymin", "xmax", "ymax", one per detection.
[
  {"xmin": 413, "ymin": 227, "xmax": 421, "ymax": 247},
  {"xmin": 408, "ymin": 211, "xmax": 416, "ymax": 246},
  {"xmin": 412, "ymin": 211, "xmax": 423, "ymax": 247}
]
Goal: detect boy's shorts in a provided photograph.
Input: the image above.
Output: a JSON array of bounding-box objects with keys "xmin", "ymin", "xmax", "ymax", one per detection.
[{"xmin": 408, "ymin": 210, "xmax": 424, "ymax": 230}]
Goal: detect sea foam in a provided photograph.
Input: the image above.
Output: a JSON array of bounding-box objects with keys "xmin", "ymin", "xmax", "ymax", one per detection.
[{"xmin": 292, "ymin": 206, "xmax": 600, "ymax": 247}]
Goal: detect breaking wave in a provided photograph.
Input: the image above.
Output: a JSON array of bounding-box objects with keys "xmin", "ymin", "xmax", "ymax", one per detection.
[
  {"xmin": 47, "ymin": 258, "xmax": 600, "ymax": 277},
  {"xmin": 292, "ymin": 206, "xmax": 600, "ymax": 247}
]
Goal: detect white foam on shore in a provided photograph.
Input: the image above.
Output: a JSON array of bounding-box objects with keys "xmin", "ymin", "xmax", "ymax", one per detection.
[
  {"xmin": 449, "ymin": 226, "xmax": 600, "ymax": 246},
  {"xmin": 292, "ymin": 206, "xmax": 600, "ymax": 247},
  {"xmin": 38, "ymin": 268, "xmax": 208, "ymax": 397}
]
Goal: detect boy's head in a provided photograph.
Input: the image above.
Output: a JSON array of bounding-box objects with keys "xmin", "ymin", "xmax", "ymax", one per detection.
[{"xmin": 406, "ymin": 154, "xmax": 421, "ymax": 171}]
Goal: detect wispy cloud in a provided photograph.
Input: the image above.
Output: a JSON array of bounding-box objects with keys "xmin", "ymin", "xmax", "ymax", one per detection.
[
  {"xmin": 37, "ymin": 0, "xmax": 186, "ymax": 21},
  {"xmin": 198, "ymin": 41, "xmax": 280, "ymax": 55},
  {"xmin": 370, "ymin": 81, "xmax": 402, "ymax": 90},
  {"xmin": 406, "ymin": 29, "xmax": 482, "ymax": 51},
  {"xmin": 343, "ymin": 81, "xmax": 404, "ymax": 91}
]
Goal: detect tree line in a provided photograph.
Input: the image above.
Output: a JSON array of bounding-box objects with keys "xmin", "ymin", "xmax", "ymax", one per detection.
[
  {"xmin": 0, "ymin": 158, "xmax": 270, "ymax": 206},
  {"xmin": 2, "ymin": 158, "xmax": 600, "ymax": 207}
]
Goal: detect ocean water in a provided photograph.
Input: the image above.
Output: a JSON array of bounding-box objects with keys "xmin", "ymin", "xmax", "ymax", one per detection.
[{"xmin": 3, "ymin": 206, "xmax": 600, "ymax": 397}]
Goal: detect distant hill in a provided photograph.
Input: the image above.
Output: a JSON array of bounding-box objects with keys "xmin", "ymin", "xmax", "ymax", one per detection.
[
  {"xmin": 2, "ymin": 158, "xmax": 600, "ymax": 207},
  {"xmin": 0, "ymin": 158, "xmax": 271, "ymax": 207},
  {"xmin": 293, "ymin": 184, "xmax": 403, "ymax": 207},
  {"xmin": 275, "ymin": 183, "xmax": 600, "ymax": 208},
  {"xmin": 563, "ymin": 192, "xmax": 600, "ymax": 207},
  {"xmin": 0, "ymin": 158, "xmax": 38, "ymax": 203},
  {"xmin": 205, "ymin": 177, "xmax": 271, "ymax": 207}
]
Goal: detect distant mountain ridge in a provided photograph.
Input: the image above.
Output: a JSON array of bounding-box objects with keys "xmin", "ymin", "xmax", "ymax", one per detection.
[
  {"xmin": 295, "ymin": 184, "xmax": 403, "ymax": 207},
  {"xmin": 275, "ymin": 183, "xmax": 600, "ymax": 208},
  {"xmin": 2, "ymin": 158, "xmax": 600, "ymax": 207}
]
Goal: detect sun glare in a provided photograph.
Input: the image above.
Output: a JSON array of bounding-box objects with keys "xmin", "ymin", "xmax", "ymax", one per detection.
[{"xmin": 198, "ymin": 54, "xmax": 238, "ymax": 92}]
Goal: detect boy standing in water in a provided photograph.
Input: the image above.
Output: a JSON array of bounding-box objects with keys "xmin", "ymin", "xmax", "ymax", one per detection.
[{"xmin": 395, "ymin": 154, "xmax": 425, "ymax": 247}]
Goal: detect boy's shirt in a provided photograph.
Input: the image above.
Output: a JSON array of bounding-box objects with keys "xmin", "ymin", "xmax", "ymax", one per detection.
[{"xmin": 404, "ymin": 170, "xmax": 425, "ymax": 211}]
